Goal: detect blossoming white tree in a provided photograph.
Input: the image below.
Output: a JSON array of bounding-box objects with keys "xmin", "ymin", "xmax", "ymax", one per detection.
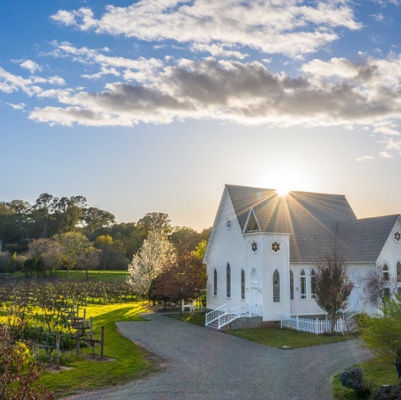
[{"xmin": 127, "ymin": 230, "xmax": 176, "ymax": 296}]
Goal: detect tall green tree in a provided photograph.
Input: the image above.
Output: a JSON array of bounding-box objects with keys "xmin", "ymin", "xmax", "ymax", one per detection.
[
  {"xmin": 83, "ymin": 207, "xmax": 115, "ymax": 234},
  {"xmin": 313, "ymin": 255, "xmax": 353, "ymax": 332},
  {"xmin": 56, "ymin": 231, "xmax": 94, "ymax": 278},
  {"xmin": 138, "ymin": 212, "xmax": 172, "ymax": 235}
]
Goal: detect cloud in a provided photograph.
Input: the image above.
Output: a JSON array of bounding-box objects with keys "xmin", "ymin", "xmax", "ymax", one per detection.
[
  {"xmin": 0, "ymin": 67, "xmax": 66, "ymax": 96},
  {"xmin": 50, "ymin": 41, "xmax": 163, "ymax": 81},
  {"xmin": 26, "ymin": 55, "xmax": 401, "ymax": 132},
  {"xmin": 20, "ymin": 60, "xmax": 42, "ymax": 73},
  {"xmin": 51, "ymin": 1, "xmax": 361, "ymax": 59},
  {"xmin": 356, "ymin": 155, "xmax": 375, "ymax": 161},
  {"xmin": 6, "ymin": 102, "xmax": 26, "ymax": 111},
  {"xmin": 190, "ymin": 43, "xmax": 248, "ymax": 59}
]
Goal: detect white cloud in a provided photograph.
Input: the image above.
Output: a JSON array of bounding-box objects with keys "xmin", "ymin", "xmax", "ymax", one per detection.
[
  {"xmin": 50, "ymin": 41, "xmax": 163, "ymax": 81},
  {"xmin": 6, "ymin": 102, "xmax": 26, "ymax": 111},
  {"xmin": 356, "ymin": 155, "xmax": 375, "ymax": 161},
  {"xmin": 190, "ymin": 43, "xmax": 248, "ymax": 59},
  {"xmin": 0, "ymin": 67, "xmax": 66, "ymax": 97},
  {"xmin": 51, "ymin": 1, "xmax": 361, "ymax": 59},
  {"xmin": 20, "ymin": 60, "xmax": 42, "ymax": 74}
]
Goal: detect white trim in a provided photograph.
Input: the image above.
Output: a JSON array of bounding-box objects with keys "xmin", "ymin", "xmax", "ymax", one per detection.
[{"xmin": 243, "ymin": 208, "xmax": 261, "ymax": 233}]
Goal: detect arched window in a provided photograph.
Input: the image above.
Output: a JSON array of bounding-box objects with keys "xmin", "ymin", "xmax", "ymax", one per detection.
[
  {"xmin": 382, "ymin": 264, "xmax": 390, "ymax": 281},
  {"xmin": 290, "ymin": 270, "xmax": 294, "ymax": 300},
  {"xmin": 213, "ymin": 269, "xmax": 217, "ymax": 296},
  {"xmin": 397, "ymin": 262, "xmax": 401, "ymax": 283},
  {"xmin": 311, "ymin": 269, "xmax": 316, "ymax": 299},
  {"xmin": 273, "ymin": 270, "xmax": 280, "ymax": 302},
  {"xmin": 300, "ymin": 269, "xmax": 306, "ymax": 299},
  {"xmin": 241, "ymin": 269, "xmax": 245, "ymax": 300},
  {"xmin": 226, "ymin": 263, "xmax": 231, "ymax": 298}
]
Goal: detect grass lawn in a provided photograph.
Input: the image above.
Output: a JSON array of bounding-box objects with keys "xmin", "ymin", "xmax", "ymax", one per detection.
[
  {"xmin": 228, "ymin": 327, "xmax": 358, "ymax": 349},
  {"xmin": 52, "ymin": 270, "xmax": 129, "ymax": 282},
  {"xmin": 168, "ymin": 312, "xmax": 206, "ymax": 327},
  {"xmin": 170, "ymin": 312, "xmax": 357, "ymax": 349},
  {"xmin": 333, "ymin": 358, "xmax": 400, "ymax": 399},
  {"xmin": 38, "ymin": 301, "xmax": 160, "ymax": 398}
]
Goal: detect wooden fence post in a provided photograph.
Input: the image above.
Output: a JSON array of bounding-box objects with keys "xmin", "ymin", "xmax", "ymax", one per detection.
[
  {"xmin": 100, "ymin": 326, "xmax": 104, "ymax": 360},
  {"xmin": 56, "ymin": 333, "xmax": 60, "ymax": 367}
]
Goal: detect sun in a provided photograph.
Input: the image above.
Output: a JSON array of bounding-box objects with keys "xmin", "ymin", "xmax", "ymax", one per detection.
[{"xmin": 276, "ymin": 185, "xmax": 290, "ymax": 196}]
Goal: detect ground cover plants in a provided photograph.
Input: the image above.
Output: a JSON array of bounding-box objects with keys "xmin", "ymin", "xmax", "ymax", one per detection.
[{"xmin": 333, "ymin": 359, "xmax": 400, "ymax": 399}]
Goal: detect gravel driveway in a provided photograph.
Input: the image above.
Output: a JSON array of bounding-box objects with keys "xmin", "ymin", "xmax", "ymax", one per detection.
[{"xmin": 65, "ymin": 313, "xmax": 372, "ymax": 400}]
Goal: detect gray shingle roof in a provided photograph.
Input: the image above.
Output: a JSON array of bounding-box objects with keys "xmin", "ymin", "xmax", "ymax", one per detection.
[
  {"xmin": 226, "ymin": 184, "xmax": 399, "ymax": 263},
  {"xmin": 336, "ymin": 215, "xmax": 400, "ymax": 262}
]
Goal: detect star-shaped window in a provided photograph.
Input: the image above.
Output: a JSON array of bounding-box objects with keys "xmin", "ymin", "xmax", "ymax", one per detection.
[
  {"xmin": 271, "ymin": 241, "xmax": 280, "ymax": 253},
  {"xmin": 394, "ymin": 231, "xmax": 401, "ymax": 242},
  {"xmin": 251, "ymin": 241, "xmax": 258, "ymax": 253}
]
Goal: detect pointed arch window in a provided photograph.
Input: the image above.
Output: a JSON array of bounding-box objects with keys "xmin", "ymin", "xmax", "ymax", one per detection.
[
  {"xmin": 382, "ymin": 264, "xmax": 390, "ymax": 281},
  {"xmin": 397, "ymin": 262, "xmax": 401, "ymax": 283},
  {"xmin": 311, "ymin": 269, "xmax": 316, "ymax": 299},
  {"xmin": 213, "ymin": 269, "xmax": 217, "ymax": 296},
  {"xmin": 226, "ymin": 263, "xmax": 231, "ymax": 298},
  {"xmin": 300, "ymin": 269, "xmax": 306, "ymax": 299},
  {"xmin": 241, "ymin": 269, "xmax": 245, "ymax": 300},
  {"xmin": 273, "ymin": 270, "xmax": 280, "ymax": 302},
  {"xmin": 290, "ymin": 270, "xmax": 294, "ymax": 300}
]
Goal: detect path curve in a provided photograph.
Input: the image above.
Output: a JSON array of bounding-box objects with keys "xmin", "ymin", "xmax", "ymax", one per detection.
[{"xmin": 64, "ymin": 313, "xmax": 372, "ymax": 400}]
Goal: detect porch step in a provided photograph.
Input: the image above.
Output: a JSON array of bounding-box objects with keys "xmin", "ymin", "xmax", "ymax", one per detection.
[{"xmin": 206, "ymin": 320, "xmax": 220, "ymax": 330}]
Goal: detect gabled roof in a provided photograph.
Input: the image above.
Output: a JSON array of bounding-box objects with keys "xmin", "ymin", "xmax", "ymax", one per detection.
[
  {"xmin": 336, "ymin": 215, "xmax": 400, "ymax": 262},
  {"xmin": 225, "ymin": 184, "xmax": 399, "ymax": 263}
]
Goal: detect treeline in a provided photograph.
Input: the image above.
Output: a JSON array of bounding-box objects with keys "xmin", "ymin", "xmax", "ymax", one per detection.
[{"xmin": 0, "ymin": 193, "xmax": 211, "ymax": 273}]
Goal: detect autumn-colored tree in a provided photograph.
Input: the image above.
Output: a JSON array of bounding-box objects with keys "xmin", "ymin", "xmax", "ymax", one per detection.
[
  {"xmin": 152, "ymin": 251, "xmax": 206, "ymax": 309},
  {"xmin": 313, "ymin": 255, "xmax": 353, "ymax": 333},
  {"xmin": 127, "ymin": 230, "xmax": 176, "ymax": 296}
]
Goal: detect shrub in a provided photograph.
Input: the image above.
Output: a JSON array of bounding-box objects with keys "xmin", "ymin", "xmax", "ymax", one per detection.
[
  {"xmin": 371, "ymin": 385, "xmax": 401, "ymax": 400},
  {"xmin": 340, "ymin": 367, "xmax": 371, "ymax": 398}
]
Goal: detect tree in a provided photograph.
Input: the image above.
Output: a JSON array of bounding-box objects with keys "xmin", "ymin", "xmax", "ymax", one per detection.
[
  {"xmin": 95, "ymin": 235, "xmax": 129, "ymax": 270},
  {"xmin": 137, "ymin": 212, "xmax": 172, "ymax": 235},
  {"xmin": 54, "ymin": 196, "xmax": 87, "ymax": 234},
  {"xmin": 28, "ymin": 238, "xmax": 64, "ymax": 277},
  {"xmin": 363, "ymin": 264, "xmax": 397, "ymax": 309},
  {"xmin": 152, "ymin": 251, "xmax": 206, "ymax": 310},
  {"xmin": 313, "ymin": 255, "xmax": 353, "ymax": 332},
  {"xmin": 359, "ymin": 294, "xmax": 401, "ymax": 365},
  {"xmin": 127, "ymin": 230, "xmax": 176, "ymax": 296},
  {"xmin": 56, "ymin": 232, "xmax": 94, "ymax": 279},
  {"xmin": 83, "ymin": 207, "xmax": 115, "ymax": 234}
]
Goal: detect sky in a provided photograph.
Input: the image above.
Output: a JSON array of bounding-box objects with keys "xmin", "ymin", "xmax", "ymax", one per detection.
[{"xmin": 1, "ymin": 0, "xmax": 401, "ymax": 231}]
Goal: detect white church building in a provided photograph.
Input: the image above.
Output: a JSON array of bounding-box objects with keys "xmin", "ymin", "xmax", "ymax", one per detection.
[{"xmin": 204, "ymin": 185, "xmax": 401, "ymax": 329}]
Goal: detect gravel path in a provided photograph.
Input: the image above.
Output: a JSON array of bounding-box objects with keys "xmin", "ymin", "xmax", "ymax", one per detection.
[{"xmin": 64, "ymin": 313, "xmax": 372, "ymax": 400}]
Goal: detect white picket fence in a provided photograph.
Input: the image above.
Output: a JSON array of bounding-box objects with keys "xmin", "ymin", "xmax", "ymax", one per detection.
[{"xmin": 280, "ymin": 315, "xmax": 348, "ymax": 335}]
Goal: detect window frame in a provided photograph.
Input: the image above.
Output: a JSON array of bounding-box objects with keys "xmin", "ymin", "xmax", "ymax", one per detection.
[
  {"xmin": 226, "ymin": 263, "xmax": 231, "ymax": 298},
  {"xmin": 241, "ymin": 269, "xmax": 245, "ymax": 300},
  {"xmin": 273, "ymin": 270, "xmax": 280, "ymax": 302},
  {"xmin": 300, "ymin": 269, "xmax": 306, "ymax": 299}
]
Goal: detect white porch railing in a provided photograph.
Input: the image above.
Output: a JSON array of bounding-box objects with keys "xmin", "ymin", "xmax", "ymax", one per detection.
[
  {"xmin": 280, "ymin": 315, "xmax": 348, "ymax": 335},
  {"xmin": 205, "ymin": 304, "xmax": 262, "ymax": 329},
  {"xmin": 205, "ymin": 304, "xmax": 227, "ymax": 326}
]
